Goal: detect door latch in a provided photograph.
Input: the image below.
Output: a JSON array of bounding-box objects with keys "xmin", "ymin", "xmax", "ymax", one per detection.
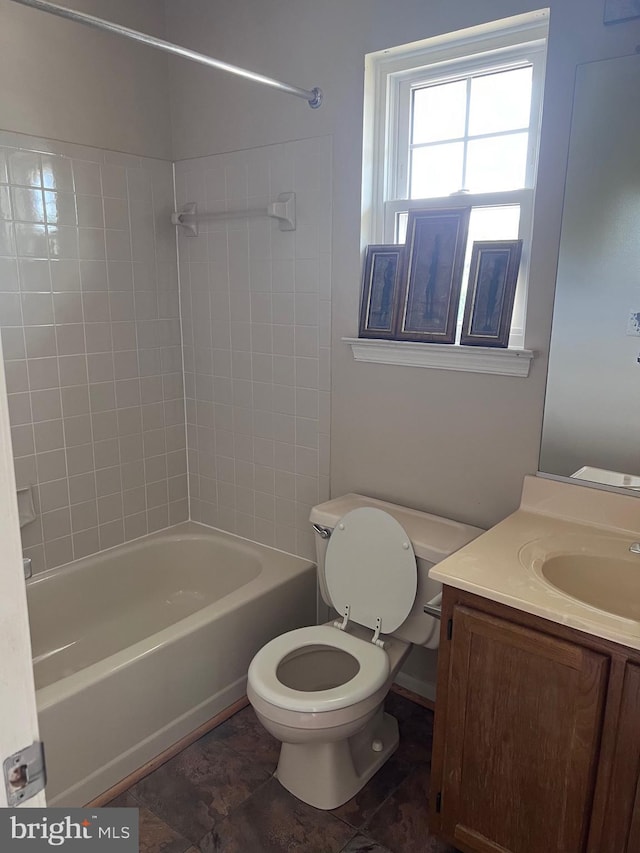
[{"xmin": 3, "ymin": 742, "xmax": 46, "ymax": 806}]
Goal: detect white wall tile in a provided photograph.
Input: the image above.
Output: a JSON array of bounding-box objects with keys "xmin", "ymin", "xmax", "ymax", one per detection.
[
  {"xmin": 174, "ymin": 137, "xmax": 331, "ymax": 556},
  {"xmin": 4, "ymin": 133, "xmax": 332, "ymax": 568},
  {"xmin": 1, "ymin": 138, "xmax": 184, "ymax": 571}
]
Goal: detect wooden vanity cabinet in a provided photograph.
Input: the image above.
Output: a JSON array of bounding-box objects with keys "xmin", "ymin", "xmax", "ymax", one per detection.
[
  {"xmin": 600, "ymin": 662, "xmax": 640, "ymax": 853},
  {"xmin": 429, "ymin": 587, "xmax": 640, "ymax": 853}
]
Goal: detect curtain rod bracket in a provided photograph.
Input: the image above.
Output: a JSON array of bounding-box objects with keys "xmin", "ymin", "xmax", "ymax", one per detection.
[
  {"xmin": 170, "ymin": 203, "xmax": 199, "ymax": 236},
  {"xmin": 308, "ymin": 88, "xmax": 323, "ymax": 109},
  {"xmin": 172, "ymin": 193, "xmax": 296, "ymax": 235},
  {"xmin": 267, "ymin": 192, "xmax": 296, "ymax": 230}
]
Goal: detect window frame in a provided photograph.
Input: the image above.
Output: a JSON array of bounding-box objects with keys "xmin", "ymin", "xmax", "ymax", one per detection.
[{"xmin": 362, "ymin": 11, "xmax": 549, "ymax": 351}]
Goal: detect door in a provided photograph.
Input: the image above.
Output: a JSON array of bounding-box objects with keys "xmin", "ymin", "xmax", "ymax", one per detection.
[
  {"xmin": 598, "ymin": 663, "xmax": 640, "ymax": 852},
  {"xmin": 0, "ymin": 344, "xmax": 44, "ymax": 807},
  {"xmin": 438, "ymin": 605, "xmax": 608, "ymax": 853}
]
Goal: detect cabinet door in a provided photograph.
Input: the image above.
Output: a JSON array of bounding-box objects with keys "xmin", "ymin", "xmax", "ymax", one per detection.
[
  {"xmin": 438, "ymin": 605, "xmax": 608, "ymax": 853},
  {"xmin": 599, "ymin": 663, "xmax": 640, "ymax": 852}
]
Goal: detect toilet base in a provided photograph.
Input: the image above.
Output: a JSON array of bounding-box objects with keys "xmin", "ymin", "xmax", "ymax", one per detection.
[{"xmin": 275, "ymin": 708, "xmax": 399, "ymax": 810}]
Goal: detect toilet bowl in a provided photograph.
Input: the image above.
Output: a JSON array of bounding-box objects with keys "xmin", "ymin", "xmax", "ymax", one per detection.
[
  {"xmin": 248, "ymin": 622, "xmax": 410, "ymax": 809},
  {"xmin": 247, "ymin": 494, "xmax": 482, "ymax": 810}
]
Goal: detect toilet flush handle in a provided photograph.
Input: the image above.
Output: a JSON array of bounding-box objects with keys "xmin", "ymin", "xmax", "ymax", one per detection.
[
  {"xmin": 423, "ymin": 592, "xmax": 443, "ymax": 619},
  {"xmin": 312, "ymin": 523, "xmax": 332, "ymax": 539}
]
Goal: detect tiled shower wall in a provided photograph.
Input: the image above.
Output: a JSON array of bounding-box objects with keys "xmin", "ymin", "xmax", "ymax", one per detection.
[
  {"xmin": 175, "ymin": 137, "xmax": 331, "ymax": 560},
  {"xmin": 0, "ymin": 132, "xmax": 187, "ymax": 573},
  {"xmin": 0, "ymin": 131, "xmax": 330, "ymax": 571}
]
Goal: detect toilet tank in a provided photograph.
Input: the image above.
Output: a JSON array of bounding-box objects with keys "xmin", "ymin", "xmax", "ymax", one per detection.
[{"xmin": 309, "ymin": 494, "xmax": 483, "ymax": 646}]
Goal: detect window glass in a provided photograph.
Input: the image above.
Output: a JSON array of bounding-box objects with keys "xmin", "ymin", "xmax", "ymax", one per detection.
[
  {"xmin": 459, "ymin": 205, "xmax": 520, "ymax": 313},
  {"xmin": 466, "ymin": 133, "xmax": 529, "ymax": 191},
  {"xmin": 469, "ymin": 67, "xmax": 533, "ymax": 136},
  {"xmin": 468, "ymin": 204, "xmax": 521, "ymax": 242},
  {"xmin": 410, "ymin": 142, "xmax": 464, "ymax": 198},
  {"xmin": 397, "ymin": 212, "xmax": 408, "ymax": 243},
  {"xmin": 412, "ymin": 80, "xmax": 467, "ymax": 144},
  {"xmin": 409, "ymin": 67, "xmax": 532, "ymax": 197}
]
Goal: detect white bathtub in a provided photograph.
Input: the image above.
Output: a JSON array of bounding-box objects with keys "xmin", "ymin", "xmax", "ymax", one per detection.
[{"xmin": 26, "ymin": 521, "xmax": 316, "ymax": 807}]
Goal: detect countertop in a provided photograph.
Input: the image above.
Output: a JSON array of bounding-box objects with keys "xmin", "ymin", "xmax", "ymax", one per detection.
[{"xmin": 429, "ymin": 476, "xmax": 640, "ymax": 651}]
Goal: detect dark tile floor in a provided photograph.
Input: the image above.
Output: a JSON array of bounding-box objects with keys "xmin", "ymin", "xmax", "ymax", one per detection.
[{"xmin": 107, "ymin": 691, "xmax": 457, "ymax": 853}]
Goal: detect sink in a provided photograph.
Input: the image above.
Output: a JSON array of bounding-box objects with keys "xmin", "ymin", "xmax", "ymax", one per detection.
[
  {"xmin": 519, "ymin": 533, "xmax": 640, "ymax": 622},
  {"xmin": 541, "ymin": 553, "xmax": 640, "ymax": 620}
]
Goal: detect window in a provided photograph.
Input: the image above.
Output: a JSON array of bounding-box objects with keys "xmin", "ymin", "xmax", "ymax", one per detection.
[{"xmin": 362, "ymin": 10, "xmax": 549, "ymax": 351}]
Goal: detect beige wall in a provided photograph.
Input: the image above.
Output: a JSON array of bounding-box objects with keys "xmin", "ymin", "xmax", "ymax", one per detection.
[
  {"xmin": 166, "ymin": 0, "xmax": 640, "ymax": 529},
  {"xmin": 0, "ymin": 0, "xmax": 172, "ymax": 160}
]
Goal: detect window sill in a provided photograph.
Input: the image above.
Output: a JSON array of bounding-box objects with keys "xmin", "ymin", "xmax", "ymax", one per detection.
[{"xmin": 343, "ymin": 337, "xmax": 534, "ymax": 377}]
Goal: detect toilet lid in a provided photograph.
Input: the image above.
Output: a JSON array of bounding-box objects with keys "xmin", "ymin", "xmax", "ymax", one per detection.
[{"xmin": 325, "ymin": 507, "xmax": 417, "ymax": 634}]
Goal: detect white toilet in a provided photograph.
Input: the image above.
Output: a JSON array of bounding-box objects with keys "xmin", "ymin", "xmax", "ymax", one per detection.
[{"xmin": 247, "ymin": 494, "xmax": 481, "ymax": 810}]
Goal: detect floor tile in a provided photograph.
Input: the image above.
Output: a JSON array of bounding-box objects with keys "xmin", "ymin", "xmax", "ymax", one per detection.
[
  {"xmin": 206, "ymin": 704, "xmax": 280, "ymax": 772},
  {"xmin": 130, "ymin": 737, "xmax": 271, "ymax": 844},
  {"xmin": 105, "ymin": 791, "xmax": 192, "ymax": 853},
  {"xmin": 384, "ymin": 691, "xmax": 429, "ymax": 722},
  {"xmin": 330, "ymin": 750, "xmax": 411, "ymax": 829},
  {"xmin": 339, "ymin": 834, "xmax": 394, "ymax": 852},
  {"xmin": 136, "ymin": 808, "xmax": 194, "ymax": 853},
  {"xmin": 330, "ymin": 693, "xmax": 433, "ymax": 829},
  {"xmin": 108, "ymin": 693, "xmax": 448, "ymax": 853},
  {"xmin": 385, "ymin": 692, "xmax": 434, "ymax": 766},
  {"xmin": 363, "ymin": 764, "xmax": 454, "ymax": 853},
  {"xmin": 197, "ymin": 777, "xmax": 355, "ymax": 853}
]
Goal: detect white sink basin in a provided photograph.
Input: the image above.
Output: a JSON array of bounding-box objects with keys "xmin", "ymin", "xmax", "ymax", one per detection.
[{"xmin": 519, "ymin": 533, "xmax": 640, "ymax": 621}]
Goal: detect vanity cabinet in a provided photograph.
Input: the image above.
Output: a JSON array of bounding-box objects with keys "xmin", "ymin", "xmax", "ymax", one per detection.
[
  {"xmin": 601, "ymin": 663, "xmax": 640, "ymax": 853},
  {"xmin": 430, "ymin": 587, "xmax": 640, "ymax": 853}
]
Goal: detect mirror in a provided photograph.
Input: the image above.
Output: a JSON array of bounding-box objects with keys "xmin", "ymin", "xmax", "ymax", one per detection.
[{"xmin": 539, "ymin": 52, "xmax": 640, "ymax": 488}]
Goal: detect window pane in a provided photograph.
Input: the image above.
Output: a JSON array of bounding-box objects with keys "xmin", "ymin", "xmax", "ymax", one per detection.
[
  {"xmin": 412, "ymin": 79, "xmax": 467, "ymax": 144},
  {"xmin": 469, "ymin": 205, "xmax": 520, "ymax": 242},
  {"xmin": 469, "ymin": 66, "xmax": 533, "ymax": 136},
  {"xmin": 466, "ymin": 133, "xmax": 528, "ymax": 192},
  {"xmin": 397, "ymin": 203, "xmax": 519, "ymax": 248},
  {"xmin": 410, "ymin": 142, "xmax": 464, "ymax": 198},
  {"xmin": 396, "ymin": 212, "xmax": 408, "ymax": 244},
  {"xmin": 457, "ymin": 205, "xmax": 521, "ymax": 329}
]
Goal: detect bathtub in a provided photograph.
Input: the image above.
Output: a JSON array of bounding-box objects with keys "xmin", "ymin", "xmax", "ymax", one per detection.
[{"xmin": 26, "ymin": 521, "xmax": 316, "ymax": 807}]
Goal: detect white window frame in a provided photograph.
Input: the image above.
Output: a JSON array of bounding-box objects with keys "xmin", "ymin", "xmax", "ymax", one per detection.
[{"xmin": 358, "ymin": 10, "xmax": 549, "ymax": 366}]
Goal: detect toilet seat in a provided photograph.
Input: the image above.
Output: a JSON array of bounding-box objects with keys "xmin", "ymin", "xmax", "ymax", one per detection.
[{"xmin": 248, "ymin": 625, "xmax": 389, "ymax": 713}]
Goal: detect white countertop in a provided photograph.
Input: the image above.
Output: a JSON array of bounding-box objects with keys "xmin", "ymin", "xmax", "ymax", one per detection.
[{"xmin": 429, "ymin": 476, "xmax": 640, "ymax": 651}]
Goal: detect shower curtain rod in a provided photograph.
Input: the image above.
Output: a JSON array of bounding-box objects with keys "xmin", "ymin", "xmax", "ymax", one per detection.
[{"xmin": 8, "ymin": 0, "xmax": 323, "ymax": 108}]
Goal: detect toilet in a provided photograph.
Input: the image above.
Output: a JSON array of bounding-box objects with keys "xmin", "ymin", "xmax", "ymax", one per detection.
[{"xmin": 247, "ymin": 494, "xmax": 482, "ymax": 810}]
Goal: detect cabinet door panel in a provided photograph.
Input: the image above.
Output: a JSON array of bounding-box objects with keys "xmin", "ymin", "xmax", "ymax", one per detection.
[
  {"xmin": 599, "ymin": 663, "xmax": 640, "ymax": 852},
  {"xmin": 440, "ymin": 606, "xmax": 608, "ymax": 853}
]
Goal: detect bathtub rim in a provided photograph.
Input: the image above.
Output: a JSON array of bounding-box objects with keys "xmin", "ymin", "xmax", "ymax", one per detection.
[{"xmin": 26, "ymin": 519, "xmax": 309, "ymax": 589}]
